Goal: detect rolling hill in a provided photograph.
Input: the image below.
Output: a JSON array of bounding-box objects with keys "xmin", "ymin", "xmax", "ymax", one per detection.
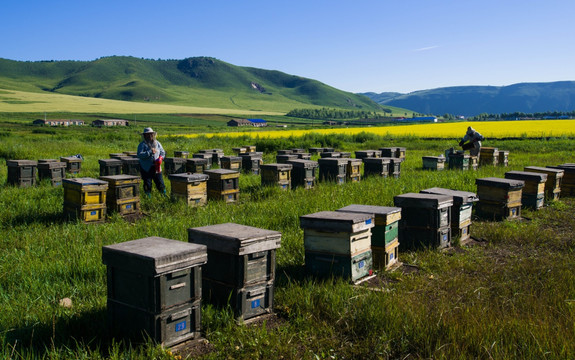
[
  {"xmin": 0, "ymin": 56, "xmax": 386, "ymax": 113},
  {"xmin": 362, "ymin": 82, "xmax": 575, "ymax": 116}
]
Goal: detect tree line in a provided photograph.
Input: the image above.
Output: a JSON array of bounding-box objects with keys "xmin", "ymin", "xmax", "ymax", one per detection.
[
  {"xmin": 286, "ymin": 107, "xmax": 391, "ymax": 120},
  {"xmin": 469, "ymin": 111, "xmax": 575, "ymax": 121}
]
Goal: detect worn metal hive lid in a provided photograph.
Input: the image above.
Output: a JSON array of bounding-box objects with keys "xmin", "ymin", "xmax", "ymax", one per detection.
[
  {"xmin": 393, "ymin": 192, "xmax": 454, "ymax": 209},
  {"xmin": 524, "ymin": 166, "xmax": 564, "ymax": 176},
  {"xmin": 100, "ymin": 174, "xmax": 140, "ymax": 182},
  {"xmin": 98, "ymin": 158, "xmax": 122, "ymax": 165},
  {"xmin": 261, "ymin": 163, "xmax": 293, "ymax": 171},
  {"xmin": 168, "ymin": 173, "xmax": 209, "ymax": 182},
  {"xmin": 102, "ymin": 237, "xmax": 208, "ymax": 275},
  {"xmin": 420, "ymin": 187, "xmax": 478, "ymax": 205},
  {"xmin": 287, "ymin": 159, "xmax": 318, "ymax": 168},
  {"xmin": 318, "ymin": 158, "xmax": 347, "ymax": 165},
  {"xmin": 299, "ymin": 211, "xmax": 374, "ymax": 233},
  {"xmin": 475, "ymin": 177, "xmax": 525, "ymax": 189},
  {"xmin": 204, "ymin": 169, "xmax": 240, "ymax": 175},
  {"xmin": 504, "ymin": 171, "xmax": 547, "ymax": 183},
  {"xmin": 7, "ymin": 159, "xmax": 38, "ymax": 167},
  {"xmin": 337, "ymin": 205, "xmax": 401, "ymax": 223},
  {"xmin": 38, "ymin": 161, "xmax": 66, "ymax": 169},
  {"xmin": 187, "ymin": 223, "xmax": 281, "ymax": 255},
  {"xmin": 63, "ymin": 177, "xmax": 108, "ymax": 186}
]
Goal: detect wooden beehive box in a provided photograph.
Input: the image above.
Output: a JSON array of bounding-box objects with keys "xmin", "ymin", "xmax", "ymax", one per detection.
[
  {"xmin": 276, "ymin": 154, "xmax": 298, "ymax": 164},
  {"xmin": 210, "ymin": 151, "xmax": 225, "ymax": 166},
  {"xmin": 548, "ymin": 165, "xmax": 575, "ymax": 197},
  {"xmin": 362, "ymin": 157, "xmax": 390, "ymax": 177},
  {"xmin": 38, "ymin": 159, "xmax": 58, "ymax": 163},
  {"xmin": 290, "ymin": 148, "xmax": 306, "ymax": 154},
  {"xmin": 394, "ymin": 193, "xmax": 453, "ymax": 230},
  {"xmin": 380, "ymin": 147, "xmax": 406, "ymax": 160},
  {"xmin": 276, "ymin": 149, "xmax": 293, "ymax": 155},
  {"xmin": 220, "ymin": 156, "xmax": 242, "ymax": 171},
  {"xmin": 308, "ymin": 147, "xmax": 325, "ymax": 154},
  {"xmin": 318, "ymin": 158, "xmax": 347, "ymax": 184},
  {"xmin": 420, "ymin": 187, "xmax": 478, "ymax": 242},
  {"xmin": 479, "ymin": 147, "xmax": 499, "ymax": 167},
  {"xmin": 296, "ymin": 153, "xmax": 311, "ymax": 160},
  {"xmin": 337, "ymin": 205, "xmax": 401, "ymax": 247},
  {"xmin": 232, "ymin": 147, "xmax": 247, "ymax": 155},
  {"xmin": 505, "ymin": 171, "xmax": 547, "ymax": 209},
  {"xmin": 244, "ymin": 145, "xmax": 257, "ymax": 153},
  {"xmin": 381, "ymin": 157, "xmax": 402, "ymax": 178},
  {"xmin": 305, "ymin": 249, "xmax": 374, "ymax": 283},
  {"xmin": 109, "ymin": 153, "xmax": 126, "ymax": 159},
  {"xmin": 7, "ymin": 159, "xmax": 38, "ymax": 187},
  {"xmin": 185, "ymin": 158, "xmax": 208, "ymax": 174},
  {"xmin": 63, "ymin": 177, "xmax": 108, "ymax": 223},
  {"xmin": 192, "ymin": 153, "xmax": 213, "ymax": 169},
  {"xmin": 448, "ymin": 153, "xmax": 470, "ymax": 170},
  {"xmin": 524, "ymin": 166, "xmax": 564, "ymax": 201},
  {"xmin": 371, "ymin": 238, "xmax": 399, "ymax": 270},
  {"xmin": 174, "ymin": 151, "xmax": 189, "ymax": 159},
  {"xmin": 123, "ymin": 151, "xmax": 137, "ymax": 157},
  {"xmin": 261, "ymin": 163, "xmax": 292, "ymax": 190},
  {"xmin": 475, "ymin": 177, "xmax": 524, "ymax": 220},
  {"xmin": 102, "ymin": 237, "xmax": 207, "ymax": 347},
  {"xmin": 168, "ymin": 173, "xmax": 209, "ymax": 206},
  {"xmin": 240, "ymin": 153, "xmax": 263, "ymax": 175},
  {"xmin": 422, "ymin": 156, "xmax": 446, "ymax": 171},
  {"xmin": 99, "ymin": 158, "xmax": 123, "ymax": 176},
  {"xmin": 498, "ymin": 150, "xmax": 509, "ymax": 166},
  {"xmin": 121, "ymin": 157, "xmax": 141, "ymax": 177},
  {"xmin": 164, "ymin": 157, "xmax": 187, "ymax": 175},
  {"xmin": 100, "ymin": 174, "xmax": 141, "ymax": 215},
  {"xmin": 187, "ymin": 223, "xmax": 281, "ymax": 320},
  {"xmin": 38, "ymin": 161, "xmax": 66, "ymax": 186},
  {"xmin": 204, "ymin": 169, "xmax": 240, "ymax": 202},
  {"xmin": 320, "ymin": 151, "xmax": 341, "ymax": 158},
  {"xmin": 355, "ymin": 150, "xmax": 381, "ymax": 160},
  {"xmin": 288, "ymin": 159, "xmax": 318, "ymax": 189},
  {"xmin": 60, "ymin": 156, "xmax": 82, "ymax": 174},
  {"xmin": 346, "ymin": 158, "xmax": 362, "ymax": 182}
]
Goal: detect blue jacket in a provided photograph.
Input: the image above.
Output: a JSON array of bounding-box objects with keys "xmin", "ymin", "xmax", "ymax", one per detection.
[{"xmin": 137, "ymin": 140, "xmax": 166, "ymax": 172}]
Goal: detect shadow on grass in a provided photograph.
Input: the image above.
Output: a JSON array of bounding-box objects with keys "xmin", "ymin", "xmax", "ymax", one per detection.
[{"xmin": 6, "ymin": 211, "xmax": 68, "ymax": 227}]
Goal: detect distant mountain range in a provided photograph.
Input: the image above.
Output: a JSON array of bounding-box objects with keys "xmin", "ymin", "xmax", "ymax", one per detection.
[
  {"xmin": 0, "ymin": 56, "xmax": 386, "ymax": 113},
  {"xmin": 361, "ymin": 81, "xmax": 575, "ymax": 116}
]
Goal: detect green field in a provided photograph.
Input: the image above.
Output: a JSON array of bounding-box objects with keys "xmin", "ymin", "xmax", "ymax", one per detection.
[{"xmin": 0, "ymin": 125, "xmax": 574, "ymax": 359}]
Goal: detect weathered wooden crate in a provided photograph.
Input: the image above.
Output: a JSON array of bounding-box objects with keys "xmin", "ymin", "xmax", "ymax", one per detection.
[
  {"xmin": 185, "ymin": 158, "xmax": 208, "ymax": 174},
  {"xmin": 121, "ymin": 157, "xmax": 141, "ymax": 177},
  {"xmin": 475, "ymin": 200, "xmax": 521, "ymax": 220},
  {"xmin": 168, "ymin": 173, "xmax": 209, "ymax": 206},
  {"xmin": 346, "ymin": 158, "xmax": 362, "ymax": 182},
  {"xmin": 7, "ymin": 160, "xmax": 37, "ymax": 187},
  {"xmin": 521, "ymin": 193, "xmax": 545, "ymax": 209},
  {"xmin": 399, "ymin": 226, "xmax": 451, "ymax": 251},
  {"xmin": 261, "ymin": 163, "xmax": 292, "ymax": 190},
  {"xmin": 276, "ymin": 154, "xmax": 298, "ymax": 164},
  {"xmin": 320, "ymin": 152, "xmax": 341, "ymax": 158},
  {"xmin": 288, "ymin": 159, "xmax": 318, "ymax": 189},
  {"xmin": 204, "ymin": 169, "xmax": 240, "ymax": 202},
  {"xmin": 107, "ymin": 300, "xmax": 201, "ymax": 347},
  {"xmin": 63, "ymin": 177, "xmax": 108, "ymax": 206},
  {"xmin": 448, "ymin": 153, "xmax": 470, "ymax": 170},
  {"xmin": 498, "ymin": 150, "xmax": 509, "ymax": 167},
  {"xmin": 64, "ymin": 203, "xmax": 107, "ymax": 223},
  {"xmin": 504, "ymin": 171, "xmax": 546, "ymax": 209},
  {"xmin": 475, "ymin": 177, "xmax": 524, "ymax": 206},
  {"xmin": 524, "ymin": 166, "xmax": 564, "ymax": 201},
  {"xmin": 479, "ymin": 147, "xmax": 499, "ymax": 167},
  {"xmin": 220, "ymin": 156, "xmax": 242, "ymax": 171},
  {"xmin": 203, "ymin": 279, "xmax": 274, "ymax": 321},
  {"xmin": 173, "ymin": 151, "xmax": 189, "ymax": 159},
  {"xmin": 380, "ymin": 147, "xmax": 406, "ymax": 159},
  {"xmin": 372, "ymin": 238, "xmax": 399, "ymax": 270},
  {"xmin": 318, "ymin": 158, "xmax": 347, "ymax": 184},
  {"xmin": 355, "ymin": 150, "xmax": 381, "ymax": 160},
  {"xmin": 394, "ymin": 193, "xmax": 453, "ymax": 229},
  {"xmin": 337, "ymin": 205, "xmax": 401, "ymax": 247},
  {"xmin": 100, "ymin": 174, "xmax": 141, "ymax": 215},
  {"xmin": 362, "ymin": 157, "xmax": 390, "ymax": 177},
  {"xmin": 99, "ymin": 158, "xmax": 123, "ymax": 176},
  {"xmin": 192, "ymin": 153, "xmax": 213, "ymax": 169},
  {"xmin": 547, "ymin": 165, "xmax": 575, "ymax": 196},
  {"xmin": 60, "ymin": 156, "xmax": 82, "ymax": 174},
  {"xmin": 422, "ymin": 156, "xmax": 446, "ymax": 171},
  {"xmin": 296, "ymin": 153, "xmax": 311, "ymax": 160},
  {"xmin": 38, "ymin": 161, "xmax": 66, "ymax": 182},
  {"xmin": 164, "ymin": 157, "xmax": 187, "ymax": 175},
  {"xmin": 305, "ymin": 249, "xmax": 373, "ymax": 283},
  {"xmin": 240, "ymin": 153, "xmax": 263, "ymax": 175}
]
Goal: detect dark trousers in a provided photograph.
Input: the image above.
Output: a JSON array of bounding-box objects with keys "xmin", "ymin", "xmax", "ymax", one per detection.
[{"xmin": 140, "ymin": 166, "xmax": 165, "ymax": 193}]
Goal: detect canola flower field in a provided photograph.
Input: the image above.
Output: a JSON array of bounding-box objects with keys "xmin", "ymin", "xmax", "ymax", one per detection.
[{"xmin": 187, "ymin": 119, "xmax": 575, "ymax": 139}]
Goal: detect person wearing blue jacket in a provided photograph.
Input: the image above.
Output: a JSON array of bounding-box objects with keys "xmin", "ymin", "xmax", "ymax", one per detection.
[{"xmin": 137, "ymin": 127, "xmax": 167, "ymax": 198}]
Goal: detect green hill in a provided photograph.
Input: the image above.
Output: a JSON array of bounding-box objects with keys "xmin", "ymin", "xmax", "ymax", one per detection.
[{"xmin": 0, "ymin": 56, "xmax": 387, "ymax": 113}]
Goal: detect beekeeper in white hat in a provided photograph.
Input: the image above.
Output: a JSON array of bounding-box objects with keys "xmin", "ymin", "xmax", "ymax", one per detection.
[
  {"xmin": 459, "ymin": 126, "xmax": 484, "ymax": 158},
  {"xmin": 137, "ymin": 127, "xmax": 167, "ymax": 198}
]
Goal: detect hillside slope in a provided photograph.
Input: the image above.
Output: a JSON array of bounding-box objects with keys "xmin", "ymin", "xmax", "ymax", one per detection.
[
  {"xmin": 0, "ymin": 56, "xmax": 384, "ymax": 113},
  {"xmin": 362, "ymin": 81, "xmax": 575, "ymax": 116}
]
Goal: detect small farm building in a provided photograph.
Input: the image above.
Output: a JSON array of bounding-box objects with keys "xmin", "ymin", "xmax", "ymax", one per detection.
[
  {"xmin": 33, "ymin": 119, "xmax": 85, "ymax": 126},
  {"xmin": 92, "ymin": 119, "xmax": 129, "ymax": 127}
]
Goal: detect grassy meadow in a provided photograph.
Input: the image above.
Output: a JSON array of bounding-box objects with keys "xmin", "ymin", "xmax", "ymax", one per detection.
[{"xmin": 0, "ymin": 123, "xmax": 574, "ymax": 359}]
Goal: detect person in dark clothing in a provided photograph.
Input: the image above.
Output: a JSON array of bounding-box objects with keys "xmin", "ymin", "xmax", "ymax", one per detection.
[
  {"xmin": 137, "ymin": 127, "xmax": 167, "ymax": 197},
  {"xmin": 459, "ymin": 126, "xmax": 484, "ymax": 157}
]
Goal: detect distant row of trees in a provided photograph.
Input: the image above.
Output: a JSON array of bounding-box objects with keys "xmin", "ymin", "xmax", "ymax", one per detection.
[
  {"xmin": 469, "ymin": 111, "xmax": 575, "ymax": 121},
  {"xmin": 286, "ymin": 108, "xmax": 391, "ymax": 120}
]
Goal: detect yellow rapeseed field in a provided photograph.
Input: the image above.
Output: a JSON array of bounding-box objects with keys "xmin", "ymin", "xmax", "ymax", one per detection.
[{"xmin": 187, "ymin": 120, "xmax": 575, "ymax": 139}]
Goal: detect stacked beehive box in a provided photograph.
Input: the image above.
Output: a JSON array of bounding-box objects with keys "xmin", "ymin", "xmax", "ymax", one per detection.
[
  {"xmin": 422, "ymin": 156, "xmax": 446, "ymax": 171},
  {"xmin": 100, "ymin": 175, "xmax": 141, "ymax": 217},
  {"xmin": 380, "ymin": 147, "xmax": 406, "ymax": 160},
  {"xmin": 99, "ymin": 158, "xmax": 123, "ymax": 176},
  {"xmin": 300, "ymin": 211, "xmax": 374, "ymax": 283},
  {"xmin": 260, "ymin": 163, "xmax": 292, "ymax": 190},
  {"xmin": 479, "ymin": 147, "xmax": 499, "ymax": 167},
  {"xmin": 308, "ymin": 147, "xmax": 325, "ymax": 154},
  {"xmin": 420, "ymin": 188, "xmax": 478, "ymax": 243},
  {"xmin": 445, "ymin": 149, "xmax": 470, "ymax": 170},
  {"xmin": 63, "ymin": 177, "xmax": 108, "ymax": 223},
  {"xmin": 174, "ymin": 151, "xmax": 189, "ymax": 159},
  {"xmin": 339, "ymin": 152, "xmax": 352, "ymax": 158},
  {"xmin": 123, "ymin": 151, "xmax": 137, "ymax": 157},
  {"xmin": 498, "ymin": 150, "xmax": 509, "ymax": 167},
  {"xmin": 354, "ymin": 150, "xmax": 381, "ymax": 160},
  {"xmin": 164, "ymin": 157, "xmax": 186, "ymax": 175},
  {"xmin": 204, "ymin": 169, "xmax": 240, "ymax": 202},
  {"xmin": 337, "ymin": 205, "xmax": 401, "ymax": 270},
  {"xmin": 102, "ymin": 237, "xmax": 207, "ymax": 347},
  {"xmin": 187, "ymin": 223, "xmax": 281, "ymax": 321},
  {"xmin": 394, "ymin": 193, "xmax": 453, "ymax": 251},
  {"xmin": 346, "ymin": 158, "xmax": 362, "ymax": 182},
  {"xmin": 186, "ymin": 158, "xmax": 208, "ymax": 174},
  {"xmin": 199, "ymin": 149, "xmax": 224, "ymax": 166},
  {"xmin": 220, "ymin": 156, "xmax": 242, "ymax": 171},
  {"xmin": 232, "ymin": 147, "xmax": 247, "ymax": 155},
  {"xmin": 504, "ymin": 171, "xmax": 547, "ymax": 209},
  {"xmin": 475, "ymin": 177, "xmax": 524, "ymax": 220},
  {"xmin": 240, "ymin": 153, "xmax": 263, "ymax": 175},
  {"xmin": 7, "ymin": 160, "xmax": 38, "ymax": 187},
  {"xmin": 548, "ymin": 165, "xmax": 575, "ymax": 197},
  {"xmin": 192, "ymin": 153, "xmax": 213, "ymax": 170},
  {"xmin": 288, "ymin": 159, "xmax": 318, "ymax": 189},
  {"xmin": 318, "ymin": 158, "xmax": 347, "ymax": 184},
  {"xmin": 470, "ymin": 156, "xmax": 479, "ymax": 170},
  {"xmin": 295, "ymin": 152, "xmax": 311, "ymax": 160},
  {"xmin": 290, "ymin": 148, "xmax": 306, "ymax": 154},
  {"xmin": 244, "ymin": 145, "xmax": 257, "ymax": 153},
  {"xmin": 382, "ymin": 157, "xmax": 402, "ymax": 178},
  {"xmin": 38, "ymin": 160, "xmax": 66, "ymax": 186},
  {"xmin": 362, "ymin": 157, "xmax": 390, "ymax": 178},
  {"xmin": 60, "ymin": 156, "xmax": 82, "ymax": 174},
  {"xmin": 109, "ymin": 153, "xmax": 126, "ymax": 159},
  {"xmin": 320, "ymin": 152, "xmax": 341, "ymax": 158},
  {"xmin": 276, "ymin": 150, "xmax": 293, "ymax": 155},
  {"xmin": 276, "ymin": 154, "xmax": 298, "ymax": 164},
  {"xmin": 121, "ymin": 157, "xmax": 141, "ymax": 177},
  {"xmin": 168, "ymin": 173, "xmax": 209, "ymax": 206},
  {"xmin": 524, "ymin": 166, "xmax": 564, "ymax": 200}
]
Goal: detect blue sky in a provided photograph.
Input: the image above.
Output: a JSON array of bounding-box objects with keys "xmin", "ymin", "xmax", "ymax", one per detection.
[{"xmin": 2, "ymin": 0, "xmax": 575, "ymax": 93}]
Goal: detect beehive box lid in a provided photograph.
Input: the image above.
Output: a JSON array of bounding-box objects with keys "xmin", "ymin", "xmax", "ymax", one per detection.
[
  {"xmin": 287, "ymin": 159, "xmax": 318, "ymax": 168},
  {"xmin": 187, "ymin": 157, "xmax": 208, "ymax": 164},
  {"xmin": 239, "ymin": 152, "xmax": 263, "ymax": 158},
  {"xmin": 222, "ymin": 156, "xmax": 242, "ymax": 161},
  {"xmin": 168, "ymin": 173, "xmax": 209, "ymax": 182},
  {"xmin": 193, "ymin": 153, "xmax": 211, "ymax": 158},
  {"xmin": 547, "ymin": 165, "xmax": 575, "ymax": 174},
  {"xmin": 347, "ymin": 158, "xmax": 362, "ymax": 164},
  {"xmin": 318, "ymin": 158, "xmax": 347, "ymax": 165},
  {"xmin": 381, "ymin": 157, "xmax": 404, "ymax": 163},
  {"xmin": 337, "ymin": 205, "xmax": 401, "ymax": 224},
  {"xmin": 355, "ymin": 150, "xmax": 377, "ymax": 155},
  {"xmin": 422, "ymin": 156, "xmax": 446, "ymax": 162},
  {"xmin": 299, "ymin": 211, "xmax": 374, "ymax": 233},
  {"xmin": 261, "ymin": 163, "xmax": 293, "ymax": 171},
  {"xmin": 499, "ymin": 150, "xmax": 510, "ymax": 154},
  {"xmin": 393, "ymin": 193, "xmax": 454, "ymax": 209},
  {"xmin": 204, "ymin": 169, "xmax": 240, "ymax": 175},
  {"xmin": 165, "ymin": 157, "xmax": 186, "ymax": 164},
  {"xmin": 38, "ymin": 159, "xmax": 58, "ymax": 163},
  {"xmin": 504, "ymin": 171, "xmax": 547, "ymax": 183},
  {"xmin": 480, "ymin": 147, "xmax": 499, "ymax": 153},
  {"xmin": 475, "ymin": 177, "xmax": 524, "ymax": 189},
  {"xmin": 98, "ymin": 158, "xmax": 122, "ymax": 165},
  {"xmin": 187, "ymin": 223, "xmax": 281, "ymax": 255},
  {"xmin": 199, "ymin": 149, "xmax": 224, "ymax": 153},
  {"xmin": 38, "ymin": 161, "xmax": 66, "ymax": 169},
  {"xmin": 420, "ymin": 187, "xmax": 478, "ymax": 205},
  {"xmin": 121, "ymin": 157, "xmax": 139, "ymax": 164},
  {"xmin": 363, "ymin": 157, "xmax": 390, "ymax": 164},
  {"xmin": 102, "ymin": 237, "xmax": 207, "ymax": 275},
  {"xmin": 100, "ymin": 174, "xmax": 140, "ymax": 184},
  {"xmin": 63, "ymin": 177, "xmax": 108, "ymax": 186},
  {"xmin": 60, "ymin": 156, "xmax": 83, "ymax": 162},
  {"xmin": 291, "ymin": 148, "xmax": 306, "ymax": 153},
  {"xmin": 7, "ymin": 159, "xmax": 38, "ymax": 166},
  {"xmin": 524, "ymin": 166, "xmax": 564, "ymax": 176}
]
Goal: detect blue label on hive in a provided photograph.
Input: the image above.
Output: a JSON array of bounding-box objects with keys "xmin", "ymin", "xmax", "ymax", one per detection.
[
  {"xmin": 358, "ymin": 260, "xmax": 365, "ymax": 268},
  {"xmin": 390, "ymin": 253, "xmax": 394, "ymax": 260},
  {"xmin": 228, "ymin": 194, "xmax": 233, "ymax": 199},
  {"xmin": 126, "ymin": 204, "xmax": 132, "ymax": 209},
  {"xmin": 365, "ymin": 219, "xmax": 372, "ymax": 225},
  {"xmin": 90, "ymin": 211, "xmax": 97, "ymax": 215},
  {"xmin": 443, "ymin": 234, "xmax": 448, "ymax": 241},
  {"xmin": 251, "ymin": 299, "xmax": 260, "ymax": 308},
  {"xmin": 175, "ymin": 320, "xmax": 187, "ymax": 332}
]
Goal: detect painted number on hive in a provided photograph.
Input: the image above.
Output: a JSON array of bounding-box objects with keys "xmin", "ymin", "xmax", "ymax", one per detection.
[{"xmin": 175, "ymin": 320, "xmax": 187, "ymax": 332}]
